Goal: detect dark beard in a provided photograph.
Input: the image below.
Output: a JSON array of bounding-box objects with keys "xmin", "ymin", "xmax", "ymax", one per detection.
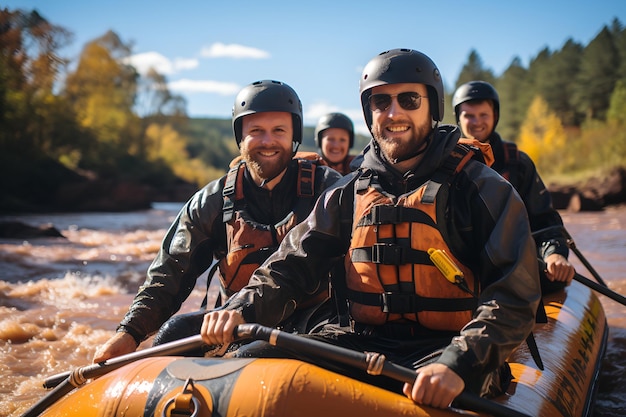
[
  {"xmin": 372, "ymin": 121, "xmax": 432, "ymax": 163},
  {"xmin": 241, "ymin": 146, "xmax": 291, "ymax": 182}
]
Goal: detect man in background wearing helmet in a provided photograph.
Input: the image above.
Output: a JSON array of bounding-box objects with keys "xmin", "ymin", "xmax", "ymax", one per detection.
[
  {"xmin": 94, "ymin": 80, "xmax": 342, "ymax": 362},
  {"xmin": 314, "ymin": 112, "xmax": 356, "ymax": 175},
  {"xmin": 201, "ymin": 49, "xmax": 540, "ymax": 409},
  {"xmin": 453, "ymin": 81, "xmax": 575, "ymax": 292}
]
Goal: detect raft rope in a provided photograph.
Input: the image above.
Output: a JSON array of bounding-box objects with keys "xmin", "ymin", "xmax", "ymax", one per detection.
[{"xmin": 68, "ymin": 368, "xmax": 88, "ymax": 388}]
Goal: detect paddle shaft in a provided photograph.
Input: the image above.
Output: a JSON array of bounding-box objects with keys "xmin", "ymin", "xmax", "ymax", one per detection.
[
  {"xmin": 537, "ymin": 257, "xmax": 626, "ymax": 306},
  {"xmin": 236, "ymin": 323, "xmax": 531, "ymax": 417},
  {"xmin": 567, "ymin": 238, "xmax": 608, "ymax": 286},
  {"xmin": 43, "ymin": 334, "xmax": 205, "ymax": 389},
  {"xmin": 532, "ymin": 225, "xmax": 608, "ymax": 286},
  {"xmin": 574, "ymin": 272, "xmax": 626, "ymax": 306}
]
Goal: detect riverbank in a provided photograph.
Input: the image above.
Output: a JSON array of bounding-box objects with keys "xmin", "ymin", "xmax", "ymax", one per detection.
[
  {"xmin": 548, "ymin": 166, "xmax": 626, "ymax": 211},
  {"xmin": 2, "ymin": 156, "xmax": 624, "ymax": 214}
]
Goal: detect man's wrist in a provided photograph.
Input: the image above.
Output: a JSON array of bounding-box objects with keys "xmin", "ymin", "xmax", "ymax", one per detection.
[{"xmin": 116, "ymin": 325, "xmax": 143, "ymax": 346}]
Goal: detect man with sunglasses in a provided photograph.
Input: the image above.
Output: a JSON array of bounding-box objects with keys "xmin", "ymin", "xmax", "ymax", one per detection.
[
  {"xmin": 201, "ymin": 49, "xmax": 540, "ymax": 410},
  {"xmin": 453, "ymin": 81, "xmax": 575, "ymax": 293}
]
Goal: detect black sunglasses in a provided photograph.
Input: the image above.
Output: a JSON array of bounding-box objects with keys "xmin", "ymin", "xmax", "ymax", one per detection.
[{"xmin": 368, "ymin": 92, "xmax": 427, "ymax": 112}]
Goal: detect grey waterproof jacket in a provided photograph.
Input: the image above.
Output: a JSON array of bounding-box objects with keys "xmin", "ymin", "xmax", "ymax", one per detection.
[
  {"xmin": 117, "ymin": 158, "xmax": 342, "ymax": 343},
  {"xmin": 223, "ymin": 124, "xmax": 541, "ymax": 387}
]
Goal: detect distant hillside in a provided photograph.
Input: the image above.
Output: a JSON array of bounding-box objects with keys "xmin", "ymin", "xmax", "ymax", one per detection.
[{"xmin": 185, "ymin": 116, "xmax": 371, "ymax": 157}]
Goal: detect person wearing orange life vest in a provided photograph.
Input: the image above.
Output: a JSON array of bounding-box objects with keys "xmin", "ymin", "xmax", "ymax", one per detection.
[
  {"xmin": 314, "ymin": 112, "xmax": 356, "ymax": 175},
  {"xmin": 452, "ymin": 81, "xmax": 575, "ymax": 293},
  {"xmin": 201, "ymin": 49, "xmax": 541, "ymax": 410},
  {"xmin": 93, "ymin": 80, "xmax": 342, "ymax": 363}
]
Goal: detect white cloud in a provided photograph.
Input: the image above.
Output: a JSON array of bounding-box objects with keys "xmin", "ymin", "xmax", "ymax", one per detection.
[
  {"xmin": 200, "ymin": 42, "xmax": 270, "ymax": 59},
  {"xmin": 124, "ymin": 52, "xmax": 199, "ymax": 75},
  {"xmin": 173, "ymin": 58, "xmax": 199, "ymax": 71},
  {"xmin": 168, "ymin": 79, "xmax": 241, "ymax": 95}
]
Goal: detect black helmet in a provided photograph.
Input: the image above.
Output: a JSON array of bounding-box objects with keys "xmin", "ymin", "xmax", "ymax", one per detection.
[
  {"xmin": 452, "ymin": 81, "xmax": 500, "ymax": 126},
  {"xmin": 232, "ymin": 79, "xmax": 303, "ymax": 146},
  {"xmin": 314, "ymin": 112, "xmax": 355, "ymax": 148},
  {"xmin": 359, "ymin": 48, "xmax": 444, "ymax": 132}
]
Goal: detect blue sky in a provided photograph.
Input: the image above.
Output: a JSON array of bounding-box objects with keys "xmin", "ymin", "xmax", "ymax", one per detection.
[{"xmin": 5, "ymin": 0, "xmax": 625, "ymax": 134}]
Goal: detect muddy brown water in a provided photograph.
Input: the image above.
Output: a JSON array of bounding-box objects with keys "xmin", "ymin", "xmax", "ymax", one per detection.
[{"xmin": 1, "ymin": 203, "xmax": 625, "ymax": 416}]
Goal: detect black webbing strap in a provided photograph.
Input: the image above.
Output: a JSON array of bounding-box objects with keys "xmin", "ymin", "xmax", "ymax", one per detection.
[
  {"xmin": 422, "ymin": 143, "xmax": 476, "ymax": 204},
  {"xmin": 502, "ymin": 141, "xmax": 520, "ymax": 186},
  {"xmin": 357, "ymin": 205, "xmax": 436, "ymax": 228},
  {"xmin": 296, "ymin": 158, "xmax": 315, "ymax": 197},
  {"xmin": 347, "ymin": 289, "xmax": 477, "ymax": 314},
  {"xmin": 351, "ymin": 243, "xmax": 431, "ymax": 265},
  {"xmin": 222, "ymin": 163, "xmax": 243, "ymax": 223}
]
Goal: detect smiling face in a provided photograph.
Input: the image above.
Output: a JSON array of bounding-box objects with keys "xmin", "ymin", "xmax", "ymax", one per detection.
[
  {"xmin": 369, "ymin": 82, "xmax": 432, "ymax": 168},
  {"xmin": 458, "ymin": 100, "xmax": 496, "ymax": 143},
  {"xmin": 320, "ymin": 127, "xmax": 350, "ymax": 164},
  {"xmin": 239, "ymin": 111, "xmax": 293, "ymax": 188}
]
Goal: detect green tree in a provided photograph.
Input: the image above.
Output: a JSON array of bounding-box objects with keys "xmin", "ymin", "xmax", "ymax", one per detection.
[
  {"xmin": 536, "ymin": 40, "xmax": 583, "ymax": 126},
  {"xmin": 496, "ymin": 57, "xmax": 530, "ymax": 141},
  {"xmin": 607, "ymin": 79, "xmax": 626, "ymax": 125},
  {"xmin": 573, "ymin": 26, "xmax": 619, "ymax": 120},
  {"xmin": 454, "ymin": 49, "xmax": 496, "ymax": 89},
  {"xmin": 445, "ymin": 49, "xmax": 496, "ymax": 124},
  {"xmin": 609, "ymin": 18, "xmax": 626, "ymax": 83}
]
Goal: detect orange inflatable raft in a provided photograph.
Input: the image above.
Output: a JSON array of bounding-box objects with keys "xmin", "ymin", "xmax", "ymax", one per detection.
[{"xmin": 32, "ymin": 279, "xmax": 607, "ymax": 417}]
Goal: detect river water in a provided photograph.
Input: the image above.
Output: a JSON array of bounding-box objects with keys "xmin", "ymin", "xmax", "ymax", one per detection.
[{"xmin": 0, "ymin": 203, "xmax": 625, "ymax": 417}]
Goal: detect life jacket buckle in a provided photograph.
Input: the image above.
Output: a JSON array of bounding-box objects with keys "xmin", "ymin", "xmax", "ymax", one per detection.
[
  {"xmin": 380, "ymin": 292, "xmax": 416, "ymax": 313},
  {"xmin": 372, "ymin": 243, "xmax": 405, "ymax": 264}
]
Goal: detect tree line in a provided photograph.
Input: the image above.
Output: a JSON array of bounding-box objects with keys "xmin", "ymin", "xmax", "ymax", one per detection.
[
  {"xmin": 445, "ymin": 18, "xmax": 626, "ymax": 177},
  {"xmin": 1, "ymin": 8, "xmax": 625, "ymax": 212}
]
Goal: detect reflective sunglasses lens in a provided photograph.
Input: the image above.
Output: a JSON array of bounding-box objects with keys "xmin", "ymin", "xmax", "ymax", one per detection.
[
  {"xmin": 369, "ymin": 93, "xmax": 422, "ymax": 111},
  {"xmin": 369, "ymin": 94, "xmax": 392, "ymax": 112},
  {"xmin": 397, "ymin": 92, "xmax": 421, "ymax": 110}
]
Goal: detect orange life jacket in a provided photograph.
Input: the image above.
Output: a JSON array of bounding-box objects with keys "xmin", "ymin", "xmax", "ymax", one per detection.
[
  {"xmin": 344, "ymin": 144, "xmax": 479, "ymax": 331},
  {"xmin": 217, "ymin": 154, "xmax": 323, "ymax": 301}
]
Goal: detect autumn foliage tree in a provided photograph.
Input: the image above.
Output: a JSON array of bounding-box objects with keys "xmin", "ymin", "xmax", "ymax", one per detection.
[
  {"xmin": 0, "ymin": 8, "xmax": 75, "ymax": 153},
  {"xmin": 2, "ymin": 7, "xmax": 626, "ymax": 211},
  {"xmin": 517, "ymin": 96, "xmax": 567, "ymax": 175}
]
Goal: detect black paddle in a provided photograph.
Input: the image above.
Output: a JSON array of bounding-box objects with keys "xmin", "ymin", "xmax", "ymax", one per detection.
[
  {"xmin": 533, "ymin": 225, "xmax": 626, "ymax": 305},
  {"xmin": 532, "ymin": 225, "xmax": 608, "ymax": 286},
  {"xmin": 560, "ymin": 226, "xmax": 608, "ymax": 286},
  {"xmin": 573, "ymin": 271, "xmax": 626, "ymax": 306},
  {"xmin": 537, "ymin": 257, "xmax": 626, "ymax": 306},
  {"xmin": 235, "ymin": 323, "xmax": 531, "ymax": 417}
]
